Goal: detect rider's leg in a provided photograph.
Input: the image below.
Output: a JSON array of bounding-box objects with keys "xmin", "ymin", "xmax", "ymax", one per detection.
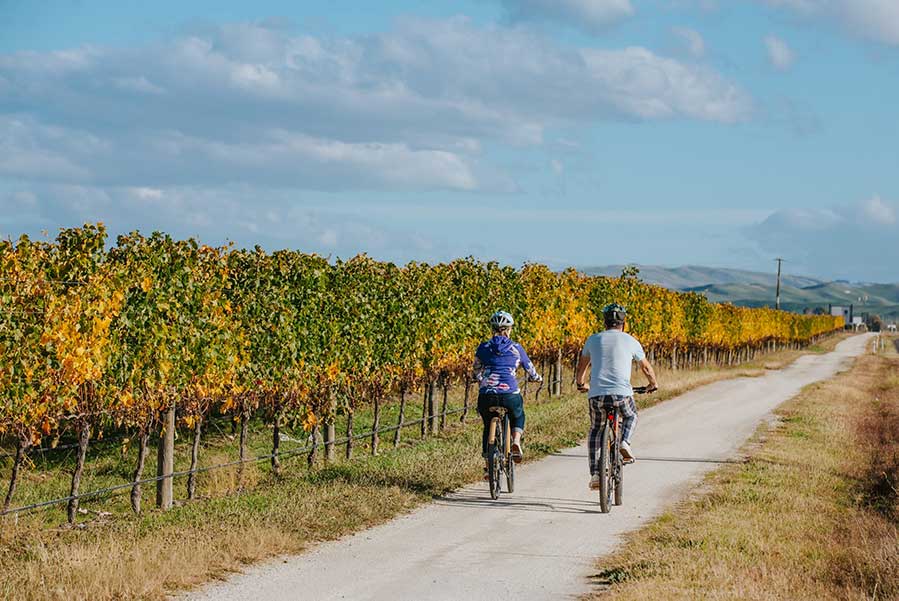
[
  {"xmin": 508, "ymin": 394, "xmax": 525, "ymax": 459},
  {"xmin": 620, "ymin": 395, "xmax": 638, "ymax": 444}
]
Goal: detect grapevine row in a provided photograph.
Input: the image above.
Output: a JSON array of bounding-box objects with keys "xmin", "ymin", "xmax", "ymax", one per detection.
[{"xmin": 0, "ymin": 224, "xmax": 843, "ymax": 516}]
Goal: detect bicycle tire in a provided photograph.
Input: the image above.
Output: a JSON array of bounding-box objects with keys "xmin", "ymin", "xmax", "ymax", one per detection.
[
  {"xmin": 488, "ymin": 444, "xmax": 501, "ymax": 500},
  {"xmin": 614, "ymin": 418, "xmax": 623, "ymax": 506},
  {"xmin": 505, "ymin": 415, "xmax": 515, "ymax": 494},
  {"xmin": 598, "ymin": 418, "xmax": 611, "ymax": 513}
]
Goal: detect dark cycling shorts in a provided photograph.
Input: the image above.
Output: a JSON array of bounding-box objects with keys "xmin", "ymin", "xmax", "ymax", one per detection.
[{"xmin": 477, "ymin": 393, "xmax": 525, "ymax": 455}]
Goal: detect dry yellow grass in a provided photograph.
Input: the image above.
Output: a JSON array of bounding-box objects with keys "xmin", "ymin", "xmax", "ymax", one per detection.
[{"xmin": 586, "ymin": 346, "xmax": 899, "ymax": 601}]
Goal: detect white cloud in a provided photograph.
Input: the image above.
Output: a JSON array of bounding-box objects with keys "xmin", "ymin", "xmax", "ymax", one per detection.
[
  {"xmin": 747, "ymin": 196, "xmax": 899, "ymax": 281},
  {"xmin": 765, "ymin": 35, "xmax": 796, "ymax": 70},
  {"xmin": 0, "ymin": 184, "xmax": 442, "ymax": 261},
  {"xmin": 861, "ymin": 195, "xmax": 896, "ymax": 225},
  {"xmin": 113, "ymin": 76, "xmax": 165, "ymax": 95},
  {"xmin": 759, "ymin": 0, "xmax": 899, "ymax": 46},
  {"xmin": 581, "ymin": 47, "xmax": 751, "ymax": 122},
  {"xmin": 498, "ymin": 0, "xmax": 635, "ymax": 34},
  {"xmin": 672, "ymin": 27, "xmax": 707, "ymax": 58},
  {"xmin": 0, "ymin": 18, "xmax": 751, "ymax": 194}
]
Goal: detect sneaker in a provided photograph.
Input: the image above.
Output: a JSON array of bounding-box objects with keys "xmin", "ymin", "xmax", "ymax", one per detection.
[
  {"xmin": 483, "ymin": 467, "xmax": 490, "ymax": 481},
  {"xmin": 510, "ymin": 442, "xmax": 523, "ymax": 463},
  {"xmin": 589, "ymin": 475, "xmax": 601, "ymax": 490},
  {"xmin": 620, "ymin": 440, "xmax": 635, "ymax": 462}
]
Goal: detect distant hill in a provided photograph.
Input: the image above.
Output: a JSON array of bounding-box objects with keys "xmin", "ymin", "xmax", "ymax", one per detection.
[
  {"xmin": 581, "ymin": 265, "xmax": 899, "ymax": 321},
  {"xmin": 584, "ymin": 264, "xmax": 823, "ymax": 290}
]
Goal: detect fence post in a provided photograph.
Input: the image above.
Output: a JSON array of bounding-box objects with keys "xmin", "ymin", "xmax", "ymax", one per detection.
[
  {"xmin": 345, "ymin": 409, "xmax": 354, "ymax": 460},
  {"xmin": 553, "ymin": 350, "xmax": 562, "ymax": 396},
  {"xmin": 156, "ymin": 405, "xmax": 175, "ymax": 510},
  {"xmin": 440, "ymin": 380, "xmax": 449, "ymax": 431},
  {"xmin": 420, "ymin": 383, "xmax": 428, "ymax": 439},
  {"xmin": 371, "ymin": 396, "xmax": 381, "ymax": 456},
  {"xmin": 394, "ymin": 387, "xmax": 407, "ymax": 447},
  {"xmin": 428, "ymin": 381, "xmax": 438, "ymax": 434}
]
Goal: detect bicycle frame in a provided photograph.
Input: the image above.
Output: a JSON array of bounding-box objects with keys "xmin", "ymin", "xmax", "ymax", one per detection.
[{"xmin": 486, "ymin": 408, "xmax": 514, "ymax": 499}]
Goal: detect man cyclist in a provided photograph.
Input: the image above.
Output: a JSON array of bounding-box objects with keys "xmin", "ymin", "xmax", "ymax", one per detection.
[
  {"xmin": 473, "ymin": 311, "xmax": 542, "ymax": 473},
  {"xmin": 575, "ymin": 303, "xmax": 657, "ymax": 490}
]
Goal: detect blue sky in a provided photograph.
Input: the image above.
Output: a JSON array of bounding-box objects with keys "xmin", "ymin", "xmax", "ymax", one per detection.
[{"xmin": 2, "ymin": 0, "xmax": 898, "ymax": 281}]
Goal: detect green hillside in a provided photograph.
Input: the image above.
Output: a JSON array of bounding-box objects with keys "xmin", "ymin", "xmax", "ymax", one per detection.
[
  {"xmin": 583, "ymin": 265, "xmax": 899, "ymax": 322},
  {"xmin": 583, "ymin": 264, "xmax": 823, "ymax": 290}
]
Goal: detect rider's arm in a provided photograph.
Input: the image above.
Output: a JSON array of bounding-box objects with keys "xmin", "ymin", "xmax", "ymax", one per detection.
[
  {"xmin": 516, "ymin": 344, "xmax": 542, "ymax": 382},
  {"xmin": 575, "ymin": 354, "xmax": 590, "ymax": 392},
  {"xmin": 639, "ymin": 358, "xmax": 658, "ymax": 390},
  {"xmin": 472, "ymin": 354, "xmax": 485, "ymax": 384}
]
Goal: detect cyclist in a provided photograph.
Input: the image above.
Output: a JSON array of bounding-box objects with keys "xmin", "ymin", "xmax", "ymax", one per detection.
[
  {"xmin": 473, "ymin": 311, "xmax": 542, "ymax": 474},
  {"xmin": 575, "ymin": 303, "xmax": 657, "ymax": 490}
]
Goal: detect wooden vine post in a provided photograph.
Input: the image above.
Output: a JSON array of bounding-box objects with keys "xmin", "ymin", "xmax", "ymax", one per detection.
[
  {"xmin": 552, "ymin": 349, "xmax": 563, "ymax": 396},
  {"xmin": 67, "ymin": 419, "xmax": 91, "ymax": 523},
  {"xmin": 394, "ymin": 387, "xmax": 407, "ymax": 447},
  {"xmin": 187, "ymin": 420, "xmax": 202, "ymax": 499},
  {"xmin": 420, "ymin": 383, "xmax": 429, "ymax": 439},
  {"xmin": 439, "ymin": 378, "xmax": 449, "ymax": 431},
  {"xmin": 371, "ymin": 392, "xmax": 381, "ymax": 456},
  {"xmin": 131, "ymin": 424, "xmax": 151, "ymax": 513},
  {"xmin": 460, "ymin": 381, "xmax": 471, "ymax": 423},
  {"xmin": 156, "ymin": 404, "xmax": 175, "ymax": 510},
  {"xmin": 345, "ymin": 406, "xmax": 354, "ymax": 460}
]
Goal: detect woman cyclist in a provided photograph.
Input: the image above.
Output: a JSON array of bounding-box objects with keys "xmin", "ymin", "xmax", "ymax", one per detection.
[{"xmin": 473, "ymin": 311, "xmax": 542, "ymax": 474}]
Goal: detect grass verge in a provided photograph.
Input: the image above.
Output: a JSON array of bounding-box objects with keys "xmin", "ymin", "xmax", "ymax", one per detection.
[
  {"xmin": 586, "ymin": 335, "xmax": 898, "ymax": 601},
  {"xmin": 0, "ymin": 334, "xmax": 851, "ymax": 601}
]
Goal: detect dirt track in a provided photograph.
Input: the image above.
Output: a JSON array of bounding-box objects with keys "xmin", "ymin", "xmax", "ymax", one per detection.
[{"xmin": 184, "ymin": 334, "xmax": 871, "ymax": 601}]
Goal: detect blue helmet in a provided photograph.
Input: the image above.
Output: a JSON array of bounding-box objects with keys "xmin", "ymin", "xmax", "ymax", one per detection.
[{"xmin": 489, "ymin": 310, "xmax": 515, "ymax": 329}]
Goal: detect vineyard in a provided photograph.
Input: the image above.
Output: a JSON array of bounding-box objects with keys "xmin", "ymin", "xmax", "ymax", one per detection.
[{"xmin": 0, "ymin": 224, "xmax": 843, "ymax": 520}]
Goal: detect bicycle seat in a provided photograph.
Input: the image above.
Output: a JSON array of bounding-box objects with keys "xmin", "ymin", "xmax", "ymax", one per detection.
[{"xmin": 487, "ymin": 406, "xmax": 507, "ymax": 415}]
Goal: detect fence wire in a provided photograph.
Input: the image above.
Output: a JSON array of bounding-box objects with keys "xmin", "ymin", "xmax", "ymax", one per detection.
[{"xmin": 1, "ymin": 406, "xmax": 469, "ymax": 517}]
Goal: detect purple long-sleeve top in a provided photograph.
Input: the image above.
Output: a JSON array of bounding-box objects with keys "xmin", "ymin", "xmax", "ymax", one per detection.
[{"xmin": 473, "ymin": 335, "xmax": 541, "ymax": 394}]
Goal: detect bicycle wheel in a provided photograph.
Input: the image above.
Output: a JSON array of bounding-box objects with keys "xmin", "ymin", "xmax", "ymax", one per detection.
[
  {"xmin": 488, "ymin": 419, "xmax": 502, "ymax": 500},
  {"xmin": 614, "ymin": 420, "xmax": 624, "ymax": 506},
  {"xmin": 598, "ymin": 419, "xmax": 611, "ymax": 513},
  {"xmin": 505, "ymin": 415, "xmax": 515, "ymax": 493},
  {"xmin": 488, "ymin": 445, "xmax": 501, "ymax": 500}
]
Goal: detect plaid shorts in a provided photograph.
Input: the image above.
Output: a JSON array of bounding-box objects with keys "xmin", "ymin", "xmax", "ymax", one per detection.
[{"xmin": 588, "ymin": 395, "xmax": 638, "ymax": 475}]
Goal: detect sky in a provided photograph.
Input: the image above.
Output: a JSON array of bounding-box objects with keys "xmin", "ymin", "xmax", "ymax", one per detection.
[{"xmin": 1, "ymin": 0, "xmax": 898, "ymax": 282}]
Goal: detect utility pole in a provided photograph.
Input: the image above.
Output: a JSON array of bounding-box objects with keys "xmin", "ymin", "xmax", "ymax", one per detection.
[{"xmin": 774, "ymin": 258, "xmax": 784, "ymax": 310}]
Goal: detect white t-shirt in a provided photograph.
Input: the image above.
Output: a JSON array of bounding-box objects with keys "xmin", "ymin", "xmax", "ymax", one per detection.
[{"xmin": 580, "ymin": 330, "xmax": 646, "ymax": 397}]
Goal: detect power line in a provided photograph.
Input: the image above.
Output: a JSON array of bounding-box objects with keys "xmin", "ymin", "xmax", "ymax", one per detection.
[{"xmin": 775, "ymin": 258, "xmax": 785, "ymax": 311}]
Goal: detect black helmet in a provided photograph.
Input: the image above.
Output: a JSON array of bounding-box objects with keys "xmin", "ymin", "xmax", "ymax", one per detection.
[{"xmin": 602, "ymin": 303, "xmax": 627, "ymax": 327}]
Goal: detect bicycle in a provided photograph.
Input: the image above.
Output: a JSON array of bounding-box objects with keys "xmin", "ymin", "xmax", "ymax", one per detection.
[
  {"xmin": 593, "ymin": 386, "xmax": 653, "ymax": 513},
  {"xmin": 485, "ymin": 406, "xmax": 515, "ymax": 500}
]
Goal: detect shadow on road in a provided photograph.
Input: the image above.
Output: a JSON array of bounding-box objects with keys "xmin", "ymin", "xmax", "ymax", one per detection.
[
  {"xmin": 434, "ymin": 488, "xmax": 601, "ymax": 515},
  {"xmin": 550, "ymin": 452, "xmax": 744, "ymax": 465}
]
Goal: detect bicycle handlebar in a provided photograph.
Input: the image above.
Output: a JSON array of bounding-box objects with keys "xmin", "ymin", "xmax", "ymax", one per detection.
[{"xmin": 632, "ymin": 385, "xmax": 657, "ymax": 394}]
